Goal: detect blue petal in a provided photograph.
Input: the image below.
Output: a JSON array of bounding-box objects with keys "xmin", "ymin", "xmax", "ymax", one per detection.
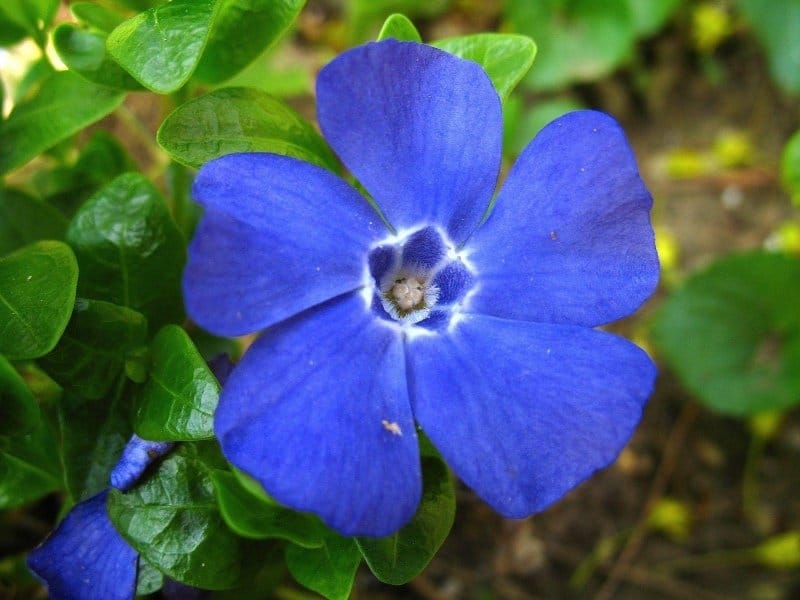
[
  {"xmin": 184, "ymin": 153, "xmax": 387, "ymax": 336},
  {"xmin": 406, "ymin": 314, "xmax": 656, "ymax": 517},
  {"xmin": 214, "ymin": 292, "xmax": 420, "ymax": 537},
  {"xmin": 401, "ymin": 226, "xmax": 447, "ymax": 271},
  {"xmin": 465, "ymin": 111, "xmax": 659, "ymax": 327},
  {"xmin": 27, "ymin": 490, "xmax": 138, "ymax": 600},
  {"xmin": 109, "ymin": 434, "xmax": 174, "ymax": 491},
  {"xmin": 317, "ymin": 40, "xmax": 502, "ymax": 243}
]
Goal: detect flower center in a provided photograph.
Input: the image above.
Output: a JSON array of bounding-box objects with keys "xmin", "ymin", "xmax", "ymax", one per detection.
[{"xmin": 367, "ymin": 226, "xmax": 475, "ymax": 330}]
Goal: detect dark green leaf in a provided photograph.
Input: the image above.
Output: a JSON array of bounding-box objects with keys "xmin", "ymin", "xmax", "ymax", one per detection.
[
  {"xmin": 157, "ymin": 87, "xmax": 339, "ymax": 172},
  {"xmin": 0, "ymin": 418, "xmax": 61, "ymax": 509},
  {"xmin": 285, "ymin": 530, "xmax": 361, "ymax": 600},
  {"xmin": 653, "ymin": 251, "xmax": 800, "ymax": 415},
  {"xmin": 433, "ymin": 33, "xmax": 537, "ymax": 103},
  {"xmin": 781, "ymin": 128, "xmax": 800, "ymax": 206},
  {"xmin": 108, "ymin": 443, "xmax": 261, "ymax": 590},
  {"xmin": 135, "ymin": 558, "xmax": 165, "ymax": 595},
  {"xmin": 0, "ymin": 0, "xmax": 58, "ymax": 40},
  {"xmin": 53, "ymin": 23, "xmax": 143, "ymax": 90},
  {"xmin": 66, "ymin": 173, "xmax": 186, "ymax": 331},
  {"xmin": 377, "ymin": 13, "xmax": 422, "ymax": 42},
  {"xmin": 0, "ymin": 71, "xmax": 124, "ymax": 174},
  {"xmin": 0, "ymin": 241, "xmax": 78, "ymax": 360},
  {"xmin": 736, "ymin": 0, "xmax": 800, "ymax": 93},
  {"xmin": 39, "ymin": 299, "xmax": 147, "ymax": 400},
  {"xmin": 106, "ymin": 0, "xmax": 218, "ymax": 94},
  {"xmin": 210, "ymin": 469, "xmax": 325, "ymax": 547},
  {"xmin": 194, "ymin": 0, "xmax": 306, "ymax": 84},
  {"xmin": 0, "ymin": 354, "xmax": 40, "ymax": 436},
  {"xmin": 70, "ymin": 2, "xmax": 125, "ymax": 32},
  {"xmin": 135, "ymin": 325, "xmax": 218, "ymax": 441},
  {"xmin": 58, "ymin": 382, "xmax": 133, "ymax": 500},
  {"xmin": 504, "ymin": 0, "xmax": 636, "ymax": 90},
  {"xmin": 0, "ymin": 187, "xmax": 67, "ymax": 255},
  {"xmin": 357, "ymin": 457, "xmax": 454, "ymax": 584},
  {"xmin": 0, "ymin": 11, "xmax": 28, "ymax": 46}
]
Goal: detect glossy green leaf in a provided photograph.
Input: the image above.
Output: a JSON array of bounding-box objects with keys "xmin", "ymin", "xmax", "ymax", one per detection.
[
  {"xmin": 433, "ymin": 33, "xmax": 537, "ymax": 103},
  {"xmin": 70, "ymin": 2, "xmax": 125, "ymax": 32},
  {"xmin": 0, "ymin": 187, "xmax": 67, "ymax": 255},
  {"xmin": 781, "ymin": 129, "xmax": 800, "ymax": 206},
  {"xmin": 504, "ymin": 0, "xmax": 636, "ymax": 90},
  {"xmin": 0, "ymin": 418, "xmax": 61, "ymax": 509},
  {"xmin": 194, "ymin": 0, "xmax": 306, "ymax": 84},
  {"xmin": 108, "ymin": 443, "xmax": 261, "ymax": 590},
  {"xmin": 356, "ymin": 457, "xmax": 455, "ymax": 584},
  {"xmin": 736, "ymin": 0, "xmax": 800, "ymax": 93},
  {"xmin": 210, "ymin": 469, "xmax": 325, "ymax": 547},
  {"xmin": 377, "ymin": 13, "xmax": 422, "ymax": 42},
  {"xmin": 135, "ymin": 558, "xmax": 165, "ymax": 596},
  {"xmin": 106, "ymin": 0, "xmax": 218, "ymax": 94},
  {"xmin": 626, "ymin": 0, "xmax": 682, "ymax": 36},
  {"xmin": 285, "ymin": 530, "xmax": 361, "ymax": 600},
  {"xmin": 53, "ymin": 23, "xmax": 142, "ymax": 90},
  {"xmin": 59, "ymin": 383, "xmax": 133, "ymax": 501},
  {"xmin": 0, "ymin": 71, "xmax": 124, "ymax": 174},
  {"xmin": 0, "ymin": 354, "xmax": 40, "ymax": 436},
  {"xmin": 39, "ymin": 299, "xmax": 147, "ymax": 400},
  {"xmin": 66, "ymin": 173, "xmax": 186, "ymax": 331},
  {"xmin": 135, "ymin": 325, "xmax": 218, "ymax": 441},
  {"xmin": 653, "ymin": 251, "xmax": 800, "ymax": 415},
  {"xmin": 0, "ymin": 241, "xmax": 78, "ymax": 360},
  {"xmin": 157, "ymin": 87, "xmax": 339, "ymax": 172}
]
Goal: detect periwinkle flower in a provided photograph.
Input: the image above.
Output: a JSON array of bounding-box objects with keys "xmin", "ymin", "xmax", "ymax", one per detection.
[{"xmin": 184, "ymin": 40, "xmax": 659, "ymax": 537}]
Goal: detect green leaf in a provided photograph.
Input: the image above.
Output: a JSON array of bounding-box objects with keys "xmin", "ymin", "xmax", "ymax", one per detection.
[
  {"xmin": 504, "ymin": 0, "xmax": 636, "ymax": 91},
  {"xmin": 433, "ymin": 33, "xmax": 537, "ymax": 103},
  {"xmin": 626, "ymin": 0, "xmax": 682, "ymax": 36},
  {"xmin": 106, "ymin": 0, "xmax": 218, "ymax": 94},
  {"xmin": 194, "ymin": 0, "xmax": 306, "ymax": 84},
  {"xmin": 70, "ymin": 2, "xmax": 125, "ymax": 32},
  {"xmin": 736, "ymin": 0, "xmax": 800, "ymax": 93},
  {"xmin": 0, "ymin": 354, "xmax": 40, "ymax": 436},
  {"xmin": 0, "ymin": 418, "xmax": 61, "ymax": 509},
  {"xmin": 0, "ymin": 241, "xmax": 78, "ymax": 360},
  {"xmin": 58, "ymin": 382, "xmax": 133, "ymax": 501},
  {"xmin": 0, "ymin": 11, "xmax": 28, "ymax": 46},
  {"xmin": 135, "ymin": 325, "xmax": 219, "ymax": 441},
  {"xmin": 210, "ymin": 469, "xmax": 325, "ymax": 547},
  {"xmin": 0, "ymin": 0, "xmax": 58, "ymax": 41},
  {"xmin": 0, "ymin": 187, "xmax": 67, "ymax": 255},
  {"xmin": 0, "ymin": 71, "xmax": 125, "ymax": 175},
  {"xmin": 377, "ymin": 13, "xmax": 422, "ymax": 42},
  {"xmin": 39, "ymin": 299, "xmax": 147, "ymax": 400},
  {"xmin": 347, "ymin": 0, "xmax": 449, "ymax": 42},
  {"xmin": 53, "ymin": 23, "xmax": 143, "ymax": 90},
  {"xmin": 356, "ymin": 457, "xmax": 455, "ymax": 584},
  {"xmin": 653, "ymin": 251, "xmax": 800, "ymax": 415},
  {"xmin": 285, "ymin": 530, "xmax": 361, "ymax": 600},
  {"xmin": 135, "ymin": 558, "xmax": 165, "ymax": 596},
  {"xmin": 503, "ymin": 96, "xmax": 583, "ymax": 157},
  {"xmin": 108, "ymin": 443, "xmax": 263, "ymax": 590},
  {"xmin": 157, "ymin": 87, "xmax": 339, "ymax": 172},
  {"xmin": 66, "ymin": 173, "xmax": 186, "ymax": 331},
  {"xmin": 781, "ymin": 129, "xmax": 800, "ymax": 206}
]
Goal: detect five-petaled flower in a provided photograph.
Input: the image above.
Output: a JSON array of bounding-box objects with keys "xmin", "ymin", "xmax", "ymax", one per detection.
[{"xmin": 184, "ymin": 39, "xmax": 659, "ymax": 537}]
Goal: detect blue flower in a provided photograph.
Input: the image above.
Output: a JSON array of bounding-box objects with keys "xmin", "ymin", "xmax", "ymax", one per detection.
[{"xmin": 184, "ymin": 40, "xmax": 659, "ymax": 537}]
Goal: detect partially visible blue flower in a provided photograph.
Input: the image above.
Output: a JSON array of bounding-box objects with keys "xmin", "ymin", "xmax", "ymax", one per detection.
[{"xmin": 184, "ymin": 40, "xmax": 659, "ymax": 537}]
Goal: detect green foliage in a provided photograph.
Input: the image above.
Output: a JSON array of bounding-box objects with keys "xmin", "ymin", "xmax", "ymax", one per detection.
[
  {"xmin": 285, "ymin": 529, "xmax": 362, "ymax": 600},
  {"xmin": 0, "ymin": 416, "xmax": 61, "ymax": 509},
  {"xmin": 194, "ymin": 0, "xmax": 307, "ymax": 84},
  {"xmin": 0, "ymin": 355, "xmax": 40, "ymax": 436},
  {"xmin": 0, "ymin": 187, "xmax": 67, "ymax": 255},
  {"xmin": 0, "ymin": 71, "xmax": 124, "ymax": 174},
  {"xmin": 357, "ymin": 457, "xmax": 455, "ymax": 584},
  {"xmin": 135, "ymin": 325, "xmax": 219, "ymax": 441},
  {"xmin": 69, "ymin": 2, "xmax": 126, "ymax": 33},
  {"xmin": 433, "ymin": 34, "xmax": 537, "ymax": 104},
  {"xmin": 736, "ymin": 0, "xmax": 800, "ymax": 93},
  {"xmin": 0, "ymin": 241, "xmax": 78, "ymax": 360},
  {"xmin": 157, "ymin": 87, "xmax": 339, "ymax": 172},
  {"xmin": 653, "ymin": 251, "xmax": 800, "ymax": 415},
  {"xmin": 781, "ymin": 129, "xmax": 800, "ymax": 206},
  {"xmin": 66, "ymin": 173, "xmax": 186, "ymax": 331},
  {"xmin": 378, "ymin": 13, "xmax": 422, "ymax": 42}
]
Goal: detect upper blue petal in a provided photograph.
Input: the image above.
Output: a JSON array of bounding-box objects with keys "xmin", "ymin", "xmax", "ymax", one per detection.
[
  {"xmin": 406, "ymin": 314, "xmax": 656, "ymax": 517},
  {"xmin": 109, "ymin": 434, "xmax": 174, "ymax": 491},
  {"xmin": 214, "ymin": 292, "xmax": 421, "ymax": 537},
  {"xmin": 465, "ymin": 110, "xmax": 659, "ymax": 327},
  {"xmin": 184, "ymin": 153, "xmax": 387, "ymax": 337},
  {"xmin": 27, "ymin": 490, "xmax": 138, "ymax": 600},
  {"xmin": 317, "ymin": 39, "xmax": 502, "ymax": 243}
]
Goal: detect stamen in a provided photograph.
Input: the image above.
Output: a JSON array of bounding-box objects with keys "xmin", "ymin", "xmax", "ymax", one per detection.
[{"xmin": 391, "ymin": 277, "xmax": 424, "ymax": 310}]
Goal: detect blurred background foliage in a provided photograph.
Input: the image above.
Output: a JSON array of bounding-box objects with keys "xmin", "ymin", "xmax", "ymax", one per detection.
[{"xmin": 1, "ymin": 0, "xmax": 800, "ymax": 598}]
